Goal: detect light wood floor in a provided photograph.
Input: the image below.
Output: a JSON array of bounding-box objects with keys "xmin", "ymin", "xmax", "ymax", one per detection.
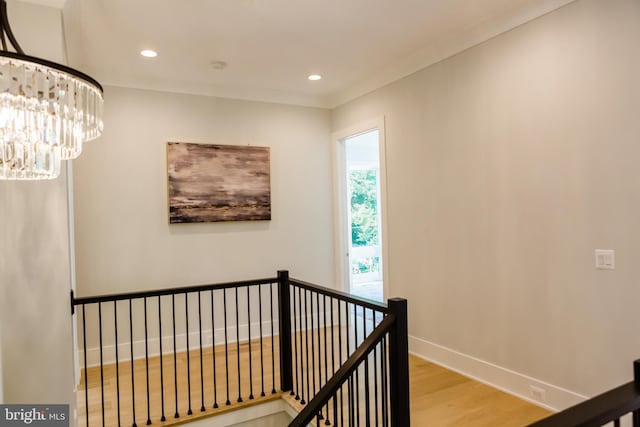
[
  {"xmin": 280, "ymin": 354, "xmax": 551, "ymax": 427},
  {"xmin": 407, "ymin": 356, "xmax": 551, "ymax": 426},
  {"xmin": 79, "ymin": 330, "xmax": 551, "ymax": 427},
  {"xmin": 79, "ymin": 338, "xmax": 281, "ymax": 427}
]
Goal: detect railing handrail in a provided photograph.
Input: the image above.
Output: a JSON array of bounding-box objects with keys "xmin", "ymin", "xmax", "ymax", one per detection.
[
  {"xmin": 288, "ymin": 313, "xmax": 397, "ymax": 427},
  {"xmin": 529, "ymin": 371, "xmax": 640, "ymax": 427},
  {"xmin": 72, "ymin": 276, "xmax": 388, "ymax": 312},
  {"xmin": 72, "ymin": 276, "xmax": 278, "ymax": 306},
  {"xmin": 289, "ymin": 277, "xmax": 389, "ymax": 313}
]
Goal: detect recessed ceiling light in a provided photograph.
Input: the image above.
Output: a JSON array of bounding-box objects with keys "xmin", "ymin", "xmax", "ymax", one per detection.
[
  {"xmin": 308, "ymin": 74, "xmax": 322, "ymax": 81},
  {"xmin": 140, "ymin": 49, "xmax": 158, "ymax": 58}
]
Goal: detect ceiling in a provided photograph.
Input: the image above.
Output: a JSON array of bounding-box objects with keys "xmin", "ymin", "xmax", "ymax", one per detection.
[{"xmin": 53, "ymin": 0, "xmax": 576, "ymax": 108}]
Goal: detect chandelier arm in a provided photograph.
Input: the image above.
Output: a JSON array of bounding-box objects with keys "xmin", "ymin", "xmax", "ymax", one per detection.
[
  {"xmin": 0, "ymin": 0, "xmax": 24, "ymax": 54},
  {"xmin": 0, "ymin": 9, "xmax": 5, "ymax": 51},
  {"xmin": 0, "ymin": 25, "xmax": 6, "ymax": 51}
]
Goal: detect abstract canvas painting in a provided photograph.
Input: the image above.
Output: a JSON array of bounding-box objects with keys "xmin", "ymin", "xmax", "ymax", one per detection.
[{"xmin": 167, "ymin": 142, "xmax": 271, "ymax": 223}]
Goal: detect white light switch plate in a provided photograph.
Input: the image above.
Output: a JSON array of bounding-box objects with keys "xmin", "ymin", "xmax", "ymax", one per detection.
[{"xmin": 595, "ymin": 249, "xmax": 615, "ymax": 270}]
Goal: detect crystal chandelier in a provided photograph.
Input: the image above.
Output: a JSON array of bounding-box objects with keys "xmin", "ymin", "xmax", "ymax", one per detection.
[{"xmin": 0, "ymin": 0, "xmax": 103, "ymax": 180}]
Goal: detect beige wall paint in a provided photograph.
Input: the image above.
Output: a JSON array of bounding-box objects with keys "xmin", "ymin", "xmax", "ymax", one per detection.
[
  {"xmin": 332, "ymin": 0, "xmax": 640, "ymax": 399},
  {"xmin": 73, "ymin": 86, "xmax": 334, "ymax": 297},
  {"xmin": 0, "ymin": 1, "xmax": 76, "ymax": 409},
  {"xmin": 1, "ymin": 167, "xmax": 75, "ymax": 406}
]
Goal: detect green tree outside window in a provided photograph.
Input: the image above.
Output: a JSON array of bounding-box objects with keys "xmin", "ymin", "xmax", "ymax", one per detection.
[{"xmin": 350, "ymin": 168, "xmax": 379, "ymax": 247}]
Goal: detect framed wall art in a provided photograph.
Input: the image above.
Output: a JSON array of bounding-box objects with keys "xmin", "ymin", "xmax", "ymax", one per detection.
[{"xmin": 167, "ymin": 142, "xmax": 271, "ymax": 223}]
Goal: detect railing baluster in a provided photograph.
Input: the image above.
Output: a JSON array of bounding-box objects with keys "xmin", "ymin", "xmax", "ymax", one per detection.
[
  {"xmin": 333, "ymin": 392, "xmax": 338, "ymax": 427},
  {"xmin": 185, "ymin": 293, "xmax": 193, "ymax": 415},
  {"xmin": 210, "ymin": 290, "xmax": 219, "ymax": 409},
  {"xmin": 373, "ymin": 311, "xmax": 379, "ymax": 427},
  {"xmin": 98, "ymin": 302, "xmax": 105, "ymax": 427},
  {"xmin": 330, "ymin": 297, "xmax": 335, "ymax": 378},
  {"xmin": 158, "ymin": 296, "xmax": 166, "ymax": 422},
  {"xmin": 381, "ymin": 336, "xmax": 388, "ymax": 427},
  {"xmin": 247, "ymin": 286, "xmax": 254, "ymax": 400},
  {"xmin": 223, "ymin": 289, "xmax": 231, "ymax": 406},
  {"xmin": 311, "ymin": 291, "xmax": 317, "ymax": 400},
  {"xmin": 297, "ymin": 286, "xmax": 304, "ymax": 402},
  {"xmin": 270, "ymin": 282, "xmax": 276, "ymax": 394},
  {"xmin": 172, "ymin": 295, "xmax": 179, "ymax": 419},
  {"xmin": 364, "ymin": 308, "xmax": 371, "ymax": 427},
  {"xmin": 129, "ymin": 299, "xmax": 137, "ymax": 427},
  {"xmin": 323, "ymin": 295, "xmax": 330, "ymax": 425},
  {"xmin": 316, "ymin": 292, "xmax": 323, "ymax": 406},
  {"xmin": 349, "ymin": 373, "xmax": 355, "ymax": 427},
  {"xmin": 198, "ymin": 291, "xmax": 205, "ymax": 412},
  {"xmin": 292, "ymin": 284, "xmax": 300, "ymax": 399},
  {"xmin": 81, "ymin": 305, "xmax": 89, "ymax": 427},
  {"xmin": 144, "ymin": 298, "xmax": 151, "ymax": 425},
  {"xmin": 259, "ymin": 284, "xmax": 266, "ymax": 397},
  {"xmin": 114, "ymin": 302, "xmax": 122, "ymax": 427},
  {"xmin": 235, "ymin": 287, "xmax": 242, "ymax": 403},
  {"xmin": 304, "ymin": 288, "xmax": 310, "ymax": 405}
]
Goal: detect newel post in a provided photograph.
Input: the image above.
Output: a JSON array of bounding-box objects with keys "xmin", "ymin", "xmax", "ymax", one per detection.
[
  {"xmin": 388, "ymin": 297, "xmax": 410, "ymax": 427},
  {"xmin": 277, "ymin": 270, "xmax": 293, "ymax": 392}
]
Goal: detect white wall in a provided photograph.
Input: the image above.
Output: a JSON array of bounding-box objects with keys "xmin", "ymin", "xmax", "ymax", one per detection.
[
  {"xmin": 332, "ymin": 0, "xmax": 640, "ymax": 409},
  {"xmin": 0, "ymin": 1, "xmax": 76, "ymax": 409},
  {"xmin": 73, "ymin": 86, "xmax": 334, "ymax": 296}
]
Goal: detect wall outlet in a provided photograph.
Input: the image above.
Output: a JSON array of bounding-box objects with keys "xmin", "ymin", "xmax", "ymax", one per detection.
[
  {"xmin": 595, "ymin": 249, "xmax": 615, "ymax": 270},
  {"xmin": 205, "ymin": 333, "xmax": 213, "ymax": 345},
  {"xmin": 529, "ymin": 385, "xmax": 546, "ymax": 402}
]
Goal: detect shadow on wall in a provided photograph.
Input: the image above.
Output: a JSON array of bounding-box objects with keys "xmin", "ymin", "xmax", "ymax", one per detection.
[{"xmin": 168, "ymin": 220, "xmax": 271, "ymax": 236}]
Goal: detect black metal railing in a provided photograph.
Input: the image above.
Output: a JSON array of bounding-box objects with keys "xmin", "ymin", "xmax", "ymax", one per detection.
[
  {"xmin": 72, "ymin": 270, "xmax": 410, "ymax": 427},
  {"xmin": 282, "ymin": 276, "xmax": 409, "ymax": 427},
  {"xmin": 73, "ymin": 276, "xmax": 283, "ymax": 427},
  {"xmin": 286, "ymin": 294, "xmax": 409, "ymax": 427},
  {"xmin": 528, "ymin": 360, "xmax": 640, "ymax": 427}
]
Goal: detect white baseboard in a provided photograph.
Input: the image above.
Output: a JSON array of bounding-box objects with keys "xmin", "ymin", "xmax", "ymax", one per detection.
[
  {"xmin": 79, "ymin": 311, "xmax": 343, "ymax": 368},
  {"xmin": 80, "ymin": 321, "xmax": 280, "ymax": 368},
  {"xmin": 408, "ymin": 335, "xmax": 588, "ymax": 412}
]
